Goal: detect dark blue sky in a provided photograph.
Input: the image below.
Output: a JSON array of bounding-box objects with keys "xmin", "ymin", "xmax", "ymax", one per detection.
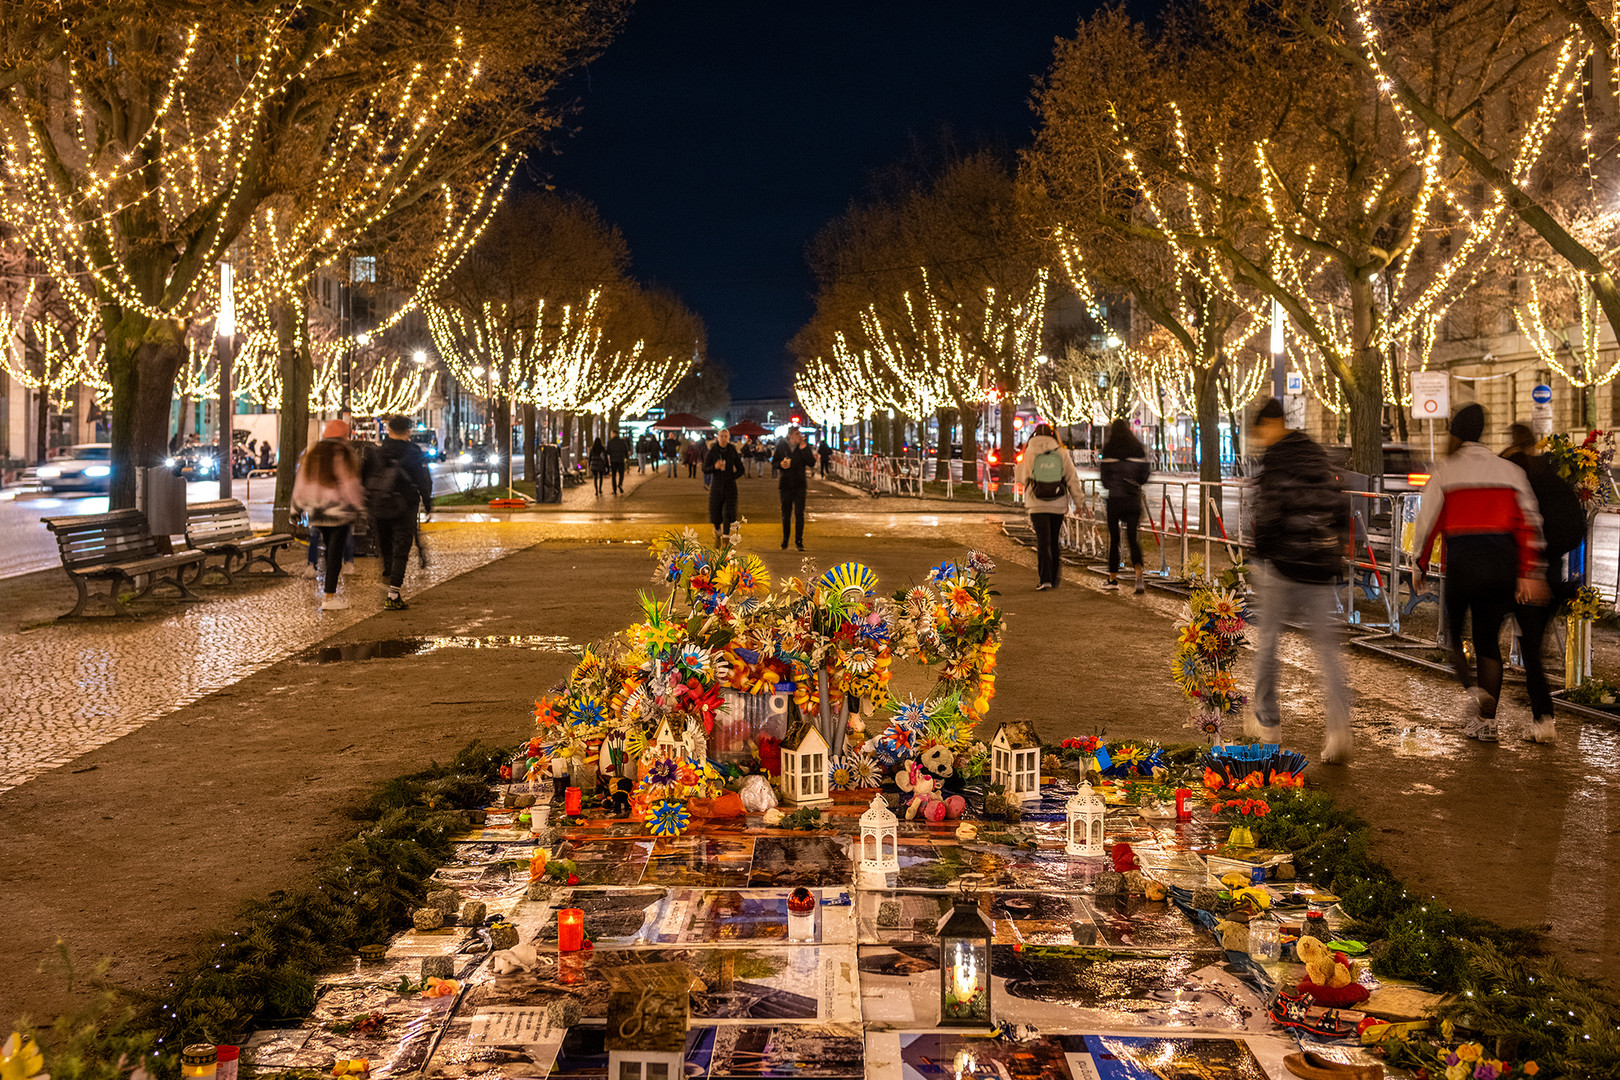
[{"xmin": 542, "ymin": 0, "xmax": 1099, "ymax": 399}]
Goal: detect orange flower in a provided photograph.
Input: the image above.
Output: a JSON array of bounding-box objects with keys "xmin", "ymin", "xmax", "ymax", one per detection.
[
  {"xmin": 423, "ymin": 977, "xmax": 460, "ymax": 997},
  {"xmin": 1203, "ymin": 767, "xmax": 1225, "ymax": 791}
]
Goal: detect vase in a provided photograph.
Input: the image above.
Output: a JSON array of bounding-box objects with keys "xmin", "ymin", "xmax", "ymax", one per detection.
[
  {"xmin": 1565, "ymin": 616, "xmax": 1592, "ymax": 690},
  {"xmin": 1226, "ymin": 825, "xmax": 1255, "ymax": 848}
]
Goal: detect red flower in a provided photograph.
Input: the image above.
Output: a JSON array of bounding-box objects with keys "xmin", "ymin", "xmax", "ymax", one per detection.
[
  {"xmin": 499, "ymin": 765, "xmax": 512, "ymax": 780},
  {"xmin": 567, "ymin": 873, "xmax": 579, "ymax": 886}
]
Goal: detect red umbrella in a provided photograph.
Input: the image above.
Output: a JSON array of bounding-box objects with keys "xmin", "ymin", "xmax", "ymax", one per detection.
[
  {"xmin": 650, "ymin": 412, "xmax": 715, "ymax": 431},
  {"xmin": 728, "ymin": 420, "xmax": 771, "ymax": 437}
]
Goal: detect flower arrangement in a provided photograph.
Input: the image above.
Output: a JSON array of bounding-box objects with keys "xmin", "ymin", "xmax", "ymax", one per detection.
[
  {"xmin": 1210, "ymin": 796, "xmax": 1270, "ymax": 848},
  {"xmin": 1542, "ymin": 429, "xmax": 1615, "ymax": 504},
  {"xmin": 1171, "ymin": 568, "xmax": 1250, "ymax": 743},
  {"xmin": 1563, "ymin": 583, "xmax": 1607, "ymax": 621},
  {"xmin": 1375, "ymin": 1032, "xmax": 1540, "ymax": 1080}
]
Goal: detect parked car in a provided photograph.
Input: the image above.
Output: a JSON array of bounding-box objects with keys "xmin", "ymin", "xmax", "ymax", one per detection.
[
  {"xmin": 1380, "ymin": 442, "xmax": 1433, "ymax": 498},
  {"xmin": 35, "ymin": 443, "xmax": 113, "ymax": 493},
  {"xmin": 411, "ymin": 430, "xmax": 442, "ymax": 462},
  {"xmin": 167, "ymin": 445, "xmax": 221, "ymax": 481}
]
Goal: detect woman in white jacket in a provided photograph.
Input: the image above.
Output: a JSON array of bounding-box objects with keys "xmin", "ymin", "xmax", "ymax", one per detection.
[{"xmin": 1013, "ymin": 424, "xmax": 1084, "ymax": 590}]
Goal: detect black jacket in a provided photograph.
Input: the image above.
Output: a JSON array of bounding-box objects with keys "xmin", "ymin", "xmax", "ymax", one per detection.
[
  {"xmin": 1253, "ymin": 430, "xmax": 1350, "ymax": 584},
  {"xmin": 705, "ymin": 443, "xmax": 745, "ymax": 499},
  {"xmin": 606, "ymin": 435, "xmax": 631, "ymax": 464},
  {"xmin": 1099, "ymin": 448, "xmax": 1150, "ymax": 507},
  {"xmin": 774, "ymin": 442, "xmax": 816, "ymax": 491},
  {"xmin": 365, "ymin": 437, "xmax": 434, "ymax": 518}
]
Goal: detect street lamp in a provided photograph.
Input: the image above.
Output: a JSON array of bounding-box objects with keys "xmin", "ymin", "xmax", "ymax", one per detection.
[
  {"xmin": 413, "ymin": 349, "xmax": 427, "ymax": 364},
  {"xmin": 216, "ymin": 262, "xmax": 237, "ymax": 499}
]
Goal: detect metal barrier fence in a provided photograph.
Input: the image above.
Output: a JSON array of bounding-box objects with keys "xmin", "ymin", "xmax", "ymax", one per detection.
[{"xmin": 829, "ymin": 453, "xmax": 1002, "ymax": 501}]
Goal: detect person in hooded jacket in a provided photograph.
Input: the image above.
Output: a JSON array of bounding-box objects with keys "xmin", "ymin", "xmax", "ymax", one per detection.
[
  {"xmin": 704, "ymin": 427, "xmax": 747, "ymax": 545},
  {"xmin": 1248, "ymin": 398, "xmax": 1355, "ymax": 762},
  {"xmin": 1014, "ymin": 424, "xmax": 1083, "ymax": 590},
  {"xmin": 1098, "ymin": 420, "xmax": 1152, "ymax": 592}
]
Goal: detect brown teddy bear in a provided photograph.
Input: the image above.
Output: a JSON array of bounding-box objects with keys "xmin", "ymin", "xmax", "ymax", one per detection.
[{"xmin": 1293, "ymin": 935, "xmax": 1370, "ymax": 1006}]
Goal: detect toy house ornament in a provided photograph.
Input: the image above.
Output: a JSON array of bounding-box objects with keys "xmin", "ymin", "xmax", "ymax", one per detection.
[
  {"xmin": 858, "ymin": 793, "xmax": 900, "ymax": 876},
  {"xmin": 650, "ymin": 716, "xmax": 686, "ymax": 758},
  {"xmin": 605, "ymin": 962, "xmax": 690, "ymax": 1080},
  {"xmin": 1065, "ymin": 780, "xmax": 1107, "ymax": 857},
  {"xmin": 780, "ymin": 715, "xmax": 831, "ymax": 806},
  {"xmin": 937, "ymin": 882, "xmax": 993, "ymax": 1027},
  {"xmin": 989, "ymin": 721, "xmax": 1042, "ymax": 802}
]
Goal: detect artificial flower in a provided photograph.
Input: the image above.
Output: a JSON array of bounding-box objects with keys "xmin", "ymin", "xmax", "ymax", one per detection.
[
  {"xmin": 423, "ymin": 977, "xmax": 460, "ymax": 997},
  {"xmin": 529, "ymin": 848, "xmax": 551, "ymax": 880},
  {"xmin": 648, "ymin": 798, "xmax": 691, "ymax": 837},
  {"xmin": 828, "ymin": 759, "xmax": 858, "ymax": 790},
  {"xmin": 852, "ymin": 753, "xmax": 881, "ymax": 787},
  {"xmin": 1, "ymin": 1034, "xmax": 47, "ymax": 1080},
  {"xmin": 570, "ymin": 696, "xmax": 608, "ymax": 728}
]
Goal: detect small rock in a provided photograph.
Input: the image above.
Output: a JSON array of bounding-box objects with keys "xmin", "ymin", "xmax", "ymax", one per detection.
[
  {"xmin": 488, "ymin": 922, "xmax": 520, "ymax": 950},
  {"xmin": 526, "ymin": 880, "xmax": 554, "ymax": 903},
  {"xmin": 512, "ymin": 793, "xmax": 537, "ymax": 809},
  {"xmin": 412, "ymin": 908, "xmax": 444, "ymax": 931},
  {"xmin": 461, "ymin": 901, "xmax": 487, "ymax": 926},
  {"xmin": 1070, "ymin": 921, "xmax": 1098, "ymax": 945},
  {"xmin": 546, "ymin": 998, "xmax": 581, "ymax": 1029},
  {"xmin": 465, "ymin": 809, "xmax": 487, "ymax": 826},
  {"xmin": 420, "ymin": 955, "xmax": 454, "ymax": 981},
  {"xmin": 876, "ymin": 900, "xmax": 903, "ymax": 929},
  {"xmin": 1092, "ymin": 871, "xmax": 1123, "ymax": 896},
  {"xmin": 427, "ymin": 889, "xmax": 461, "ymax": 918},
  {"xmin": 1270, "ymin": 862, "xmax": 1296, "ymax": 882},
  {"xmin": 1190, "ymin": 886, "xmax": 1222, "ymax": 911}
]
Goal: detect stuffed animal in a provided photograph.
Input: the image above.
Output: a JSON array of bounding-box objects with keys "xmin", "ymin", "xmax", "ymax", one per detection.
[
  {"xmin": 897, "ymin": 761, "xmax": 966, "ymax": 822},
  {"xmin": 1109, "ymin": 842, "xmax": 1139, "ymax": 873},
  {"xmin": 1294, "ymin": 935, "xmax": 1370, "ymax": 1006},
  {"xmin": 916, "ymin": 740, "xmax": 955, "ymax": 781},
  {"xmin": 607, "ymin": 778, "xmax": 633, "ymax": 819}
]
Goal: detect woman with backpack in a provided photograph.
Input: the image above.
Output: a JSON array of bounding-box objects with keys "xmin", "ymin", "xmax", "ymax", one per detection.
[
  {"xmin": 588, "ymin": 437, "xmax": 610, "ymax": 496},
  {"xmin": 1014, "ymin": 423, "xmax": 1083, "ymax": 590},
  {"xmin": 291, "ymin": 420, "xmax": 366, "ymax": 611},
  {"xmin": 1099, "ymin": 419, "xmax": 1152, "ymax": 592}
]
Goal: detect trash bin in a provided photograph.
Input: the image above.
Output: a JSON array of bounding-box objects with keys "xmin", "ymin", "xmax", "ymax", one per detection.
[
  {"xmin": 538, "ymin": 444, "xmax": 562, "ymax": 504},
  {"xmin": 137, "ymin": 465, "xmax": 188, "ymax": 536}
]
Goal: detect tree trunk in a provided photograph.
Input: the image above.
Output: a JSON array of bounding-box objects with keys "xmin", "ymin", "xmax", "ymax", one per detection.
[
  {"xmin": 494, "ymin": 395, "xmax": 513, "ymax": 490},
  {"xmin": 103, "ymin": 307, "xmax": 186, "ymax": 509},
  {"xmin": 935, "ymin": 407, "xmax": 954, "ymax": 480},
  {"xmin": 957, "ymin": 399, "xmax": 979, "ymax": 483},
  {"xmin": 998, "ymin": 391, "xmax": 1015, "ymax": 484},
  {"xmin": 1345, "ymin": 279, "xmax": 1386, "ymax": 478},
  {"xmin": 34, "ymin": 387, "xmax": 48, "ymax": 465},
  {"xmin": 273, "ymin": 295, "xmax": 313, "ymax": 534},
  {"xmin": 523, "ymin": 402, "xmax": 538, "ymax": 488},
  {"xmin": 1193, "ymin": 359, "xmax": 1222, "ymax": 529}
]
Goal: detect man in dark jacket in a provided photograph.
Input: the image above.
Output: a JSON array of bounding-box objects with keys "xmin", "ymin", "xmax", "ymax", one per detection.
[
  {"xmin": 1502, "ymin": 423, "xmax": 1575, "ymax": 744},
  {"xmin": 817, "ymin": 440, "xmax": 833, "ymax": 477},
  {"xmin": 606, "ymin": 431, "xmax": 631, "ymax": 493},
  {"xmin": 1248, "ymin": 398, "xmax": 1354, "ymax": 762},
  {"xmin": 662, "ymin": 433, "xmax": 680, "ymax": 477},
  {"xmin": 363, "ymin": 414, "xmax": 435, "ymax": 611},
  {"xmin": 704, "ymin": 428, "xmax": 746, "ymax": 546},
  {"xmin": 774, "ymin": 426, "xmax": 817, "ymax": 550}
]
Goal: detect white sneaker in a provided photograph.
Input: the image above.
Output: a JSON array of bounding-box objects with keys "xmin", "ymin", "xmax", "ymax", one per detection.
[
  {"xmin": 1460, "ymin": 688, "xmax": 1490, "ymax": 732},
  {"xmin": 1035, "ymin": 582, "xmax": 1053, "ymax": 591},
  {"xmin": 1321, "ymin": 728, "xmax": 1353, "ymax": 764},
  {"xmin": 340, "ymin": 561, "xmax": 356, "ymax": 576},
  {"xmin": 320, "ymin": 594, "xmax": 351, "ymax": 611},
  {"xmin": 1524, "ymin": 718, "xmax": 1557, "ymax": 744},
  {"xmin": 1475, "ymin": 718, "xmax": 1499, "ymax": 742},
  {"xmin": 301, "ymin": 563, "xmax": 317, "ymax": 579},
  {"xmin": 1242, "ymin": 715, "xmax": 1265, "ymax": 740}
]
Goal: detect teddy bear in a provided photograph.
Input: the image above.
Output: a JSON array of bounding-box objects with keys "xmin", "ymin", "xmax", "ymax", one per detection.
[
  {"xmin": 916, "ymin": 740, "xmax": 955, "ymax": 781},
  {"xmin": 895, "ymin": 761, "xmax": 966, "ymax": 822},
  {"xmin": 1293, "ymin": 935, "xmax": 1370, "ymax": 1006}
]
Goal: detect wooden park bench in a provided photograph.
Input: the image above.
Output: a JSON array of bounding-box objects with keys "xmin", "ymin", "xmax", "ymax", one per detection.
[
  {"xmin": 42, "ymin": 510, "xmax": 207, "ymax": 618},
  {"xmin": 184, "ymin": 499, "xmax": 294, "ymax": 584}
]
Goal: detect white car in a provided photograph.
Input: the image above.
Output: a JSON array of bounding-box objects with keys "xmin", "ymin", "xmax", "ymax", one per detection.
[{"xmin": 35, "ymin": 443, "xmax": 114, "ymax": 493}]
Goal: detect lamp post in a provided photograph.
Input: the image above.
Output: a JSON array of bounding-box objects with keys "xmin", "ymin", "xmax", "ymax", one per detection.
[{"xmin": 216, "ymin": 263, "xmax": 237, "ymax": 499}]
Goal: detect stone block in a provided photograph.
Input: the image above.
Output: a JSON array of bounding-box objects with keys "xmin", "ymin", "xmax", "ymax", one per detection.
[
  {"xmin": 412, "ymin": 907, "xmax": 444, "ymax": 931},
  {"xmin": 420, "ymin": 955, "xmax": 454, "ymax": 981}
]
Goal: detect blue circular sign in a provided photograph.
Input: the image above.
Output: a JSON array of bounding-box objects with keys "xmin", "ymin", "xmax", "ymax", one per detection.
[{"xmin": 1532, "ymin": 384, "xmax": 1553, "ymax": 404}]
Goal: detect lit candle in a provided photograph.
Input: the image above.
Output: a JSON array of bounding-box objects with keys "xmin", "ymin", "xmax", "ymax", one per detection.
[
  {"xmin": 558, "ymin": 952, "xmax": 584, "ymax": 984},
  {"xmin": 1174, "ymin": 788, "xmax": 1192, "ymax": 821},
  {"xmin": 557, "ymin": 908, "xmax": 584, "ymax": 952},
  {"xmin": 564, "ymin": 787, "xmax": 581, "ymax": 816}
]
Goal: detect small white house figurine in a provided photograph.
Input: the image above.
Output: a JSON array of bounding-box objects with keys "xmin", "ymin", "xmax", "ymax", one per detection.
[
  {"xmin": 989, "ymin": 721, "xmax": 1042, "ymax": 801},
  {"xmin": 650, "ymin": 716, "xmax": 686, "ymax": 758},
  {"xmin": 604, "ymin": 962, "xmax": 688, "ymax": 1080},
  {"xmin": 858, "ymin": 794, "xmax": 900, "ymax": 876},
  {"xmin": 1065, "ymin": 781, "xmax": 1107, "ymax": 857},
  {"xmin": 780, "ymin": 715, "xmax": 831, "ymax": 806}
]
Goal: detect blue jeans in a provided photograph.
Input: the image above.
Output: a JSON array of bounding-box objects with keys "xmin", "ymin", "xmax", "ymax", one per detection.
[{"xmin": 1252, "ymin": 561, "xmax": 1350, "ymax": 734}]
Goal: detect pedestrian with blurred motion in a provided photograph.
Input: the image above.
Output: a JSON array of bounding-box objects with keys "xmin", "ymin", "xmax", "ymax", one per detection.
[
  {"xmin": 705, "ymin": 427, "xmax": 746, "ymax": 546},
  {"xmin": 607, "ymin": 429, "xmax": 631, "ymax": 493},
  {"xmin": 589, "ymin": 437, "xmax": 609, "ymax": 496},
  {"xmin": 818, "ymin": 440, "xmax": 833, "ymax": 478},
  {"xmin": 1014, "ymin": 423, "xmax": 1083, "ymax": 591},
  {"xmin": 1247, "ymin": 398, "xmax": 1355, "ymax": 763},
  {"xmin": 1502, "ymin": 423, "xmax": 1581, "ymax": 744},
  {"xmin": 259, "ymin": 440, "xmax": 274, "ymax": 470},
  {"xmin": 662, "ymin": 433, "xmax": 679, "ymax": 477},
  {"xmin": 362, "ymin": 414, "xmax": 434, "ymax": 611},
  {"xmin": 1098, "ymin": 419, "xmax": 1151, "ymax": 592},
  {"xmin": 774, "ymin": 425, "xmax": 816, "ymax": 551},
  {"xmin": 1412, "ymin": 403, "xmax": 1548, "ymax": 743},
  {"xmin": 292, "ymin": 420, "xmax": 365, "ymax": 611},
  {"xmin": 684, "ymin": 437, "xmax": 701, "ymax": 478}
]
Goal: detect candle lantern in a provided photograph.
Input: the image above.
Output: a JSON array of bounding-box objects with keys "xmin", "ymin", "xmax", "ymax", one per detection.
[
  {"xmin": 786, "ymin": 887, "xmax": 817, "ymax": 942},
  {"xmin": 564, "ymin": 787, "xmax": 582, "ymax": 816},
  {"xmin": 936, "ymin": 883, "xmax": 993, "ymax": 1028},
  {"xmin": 1174, "ymin": 787, "xmax": 1192, "ymax": 822},
  {"xmin": 557, "ymin": 908, "xmax": 585, "ymax": 952},
  {"xmin": 1065, "ymin": 781, "xmax": 1107, "ymax": 857},
  {"xmin": 858, "ymin": 794, "xmax": 899, "ymax": 876}
]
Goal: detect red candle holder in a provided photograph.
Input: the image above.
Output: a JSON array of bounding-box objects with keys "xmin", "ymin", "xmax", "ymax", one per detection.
[
  {"xmin": 1174, "ymin": 788, "xmax": 1192, "ymax": 822},
  {"xmin": 564, "ymin": 787, "xmax": 582, "ymax": 816},
  {"xmin": 558, "ymin": 952, "xmax": 584, "ymax": 984},
  {"xmin": 557, "ymin": 908, "xmax": 584, "ymax": 952}
]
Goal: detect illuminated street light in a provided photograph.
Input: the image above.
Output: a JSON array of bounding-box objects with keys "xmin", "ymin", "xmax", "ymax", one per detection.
[{"xmin": 413, "ymin": 349, "xmax": 428, "ymax": 364}]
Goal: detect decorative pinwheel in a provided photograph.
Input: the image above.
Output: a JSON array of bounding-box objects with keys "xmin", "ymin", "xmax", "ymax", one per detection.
[{"xmin": 648, "ymin": 798, "xmax": 690, "ymax": 837}]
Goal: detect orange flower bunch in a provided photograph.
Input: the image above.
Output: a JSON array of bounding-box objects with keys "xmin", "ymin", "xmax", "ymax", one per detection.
[{"xmin": 1210, "ymin": 797, "xmax": 1270, "ymax": 818}]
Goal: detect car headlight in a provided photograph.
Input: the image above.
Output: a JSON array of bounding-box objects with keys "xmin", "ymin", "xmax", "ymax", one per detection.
[
  {"xmin": 489, "ymin": 454, "xmax": 502, "ymax": 465},
  {"xmin": 457, "ymin": 453, "xmax": 472, "ymax": 465},
  {"xmin": 164, "ymin": 457, "xmax": 177, "ymax": 468},
  {"xmin": 38, "ymin": 466, "xmax": 61, "ymax": 478},
  {"xmin": 84, "ymin": 466, "xmax": 111, "ymax": 478}
]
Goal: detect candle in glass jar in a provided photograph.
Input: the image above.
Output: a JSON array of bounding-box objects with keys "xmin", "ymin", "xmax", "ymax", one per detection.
[
  {"xmin": 557, "ymin": 908, "xmax": 584, "ymax": 951},
  {"xmin": 1174, "ymin": 788, "xmax": 1192, "ymax": 821},
  {"xmin": 564, "ymin": 787, "xmax": 581, "ymax": 816}
]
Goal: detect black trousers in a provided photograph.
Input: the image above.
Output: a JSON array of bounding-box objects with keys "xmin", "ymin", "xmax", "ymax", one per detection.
[
  {"xmin": 610, "ymin": 462, "xmax": 626, "ymax": 491},
  {"xmin": 1031, "ymin": 511, "xmax": 1064, "ymax": 585},
  {"xmin": 1514, "ymin": 596, "xmax": 1557, "ymax": 720},
  {"xmin": 1443, "ymin": 549, "xmax": 1516, "ymax": 706},
  {"xmin": 780, "ymin": 487, "xmax": 806, "ymax": 545},
  {"xmin": 373, "ymin": 515, "xmax": 416, "ymax": 589},
  {"xmin": 1106, "ymin": 500, "xmax": 1142, "ymax": 574},
  {"xmin": 710, "ymin": 490, "xmax": 739, "ymax": 532},
  {"xmin": 316, "ymin": 524, "xmax": 351, "ymax": 595}
]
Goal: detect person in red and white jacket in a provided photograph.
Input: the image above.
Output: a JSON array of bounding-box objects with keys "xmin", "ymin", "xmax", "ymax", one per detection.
[{"xmin": 1411, "ymin": 403, "xmax": 1549, "ymax": 741}]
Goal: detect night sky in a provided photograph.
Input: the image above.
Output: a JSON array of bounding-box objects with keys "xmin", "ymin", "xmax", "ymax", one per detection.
[{"xmin": 542, "ymin": 0, "xmax": 1102, "ymax": 400}]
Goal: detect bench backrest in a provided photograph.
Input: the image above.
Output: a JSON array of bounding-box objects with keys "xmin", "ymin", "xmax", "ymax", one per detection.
[
  {"xmin": 185, "ymin": 499, "xmax": 255, "ymax": 546},
  {"xmin": 42, "ymin": 510, "xmax": 162, "ymax": 569}
]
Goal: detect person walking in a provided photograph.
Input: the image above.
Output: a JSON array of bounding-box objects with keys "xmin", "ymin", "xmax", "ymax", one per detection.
[
  {"xmin": 362, "ymin": 414, "xmax": 434, "ymax": 610},
  {"xmin": 663, "ymin": 433, "xmax": 680, "ymax": 477},
  {"xmin": 588, "ymin": 436, "xmax": 610, "ymax": 496},
  {"xmin": 684, "ymin": 438, "xmax": 701, "ymax": 479},
  {"xmin": 1014, "ymin": 423, "xmax": 1083, "ymax": 590},
  {"xmin": 818, "ymin": 440, "xmax": 833, "ymax": 478},
  {"xmin": 292, "ymin": 420, "xmax": 365, "ymax": 611},
  {"xmin": 774, "ymin": 425, "xmax": 816, "ymax": 550},
  {"xmin": 606, "ymin": 429, "xmax": 631, "ymax": 493},
  {"xmin": 1502, "ymin": 423, "xmax": 1581, "ymax": 744},
  {"xmin": 1098, "ymin": 419, "xmax": 1151, "ymax": 592},
  {"xmin": 1412, "ymin": 403, "xmax": 1548, "ymax": 742},
  {"xmin": 1246, "ymin": 398, "xmax": 1355, "ymax": 762},
  {"xmin": 705, "ymin": 427, "xmax": 747, "ymax": 546}
]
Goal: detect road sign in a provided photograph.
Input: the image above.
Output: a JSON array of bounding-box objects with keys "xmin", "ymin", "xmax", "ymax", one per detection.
[
  {"xmin": 1532, "ymin": 383, "xmax": 1552, "ymax": 404},
  {"xmin": 1285, "ymin": 370, "xmax": 1304, "ymax": 396},
  {"xmin": 1531, "ymin": 383, "xmax": 1554, "ymax": 434},
  {"xmin": 1410, "ymin": 370, "xmax": 1450, "ymax": 419}
]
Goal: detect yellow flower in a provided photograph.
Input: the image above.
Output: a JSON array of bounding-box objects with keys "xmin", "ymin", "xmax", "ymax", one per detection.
[
  {"xmin": 1444, "ymin": 1066, "xmax": 1467, "ymax": 1080},
  {"xmin": 0, "ymin": 1034, "xmax": 47, "ymax": 1080},
  {"xmin": 1456, "ymin": 1044, "xmax": 1482, "ymax": 1063}
]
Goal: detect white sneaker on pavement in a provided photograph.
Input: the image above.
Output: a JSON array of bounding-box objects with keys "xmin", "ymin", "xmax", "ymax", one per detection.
[
  {"xmin": 1320, "ymin": 728, "xmax": 1353, "ymax": 764},
  {"xmin": 1524, "ymin": 718, "xmax": 1557, "ymax": 744},
  {"xmin": 320, "ymin": 594, "xmax": 351, "ymax": 611},
  {"xmin": 340, "ymin": 561, "xmax": 356, "ymax": 576},
  {"xmin": 1035, "ymin": 582, "xmax": 1053, "ymax": 591}
]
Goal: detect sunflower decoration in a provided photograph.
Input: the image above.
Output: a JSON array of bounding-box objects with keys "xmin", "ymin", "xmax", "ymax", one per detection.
[
  {"xmin": 533, "ymin": 697, "xmax": 566, "ymax": 730},
  {"xmin": 723, "ymin": 554, "xmax": 772, "ymax": 599},
  {"xmin": 570, "ymin": 695, "xmax": 609, "ymax": 731},
  {"xmin": 820, "ymin": 561, "xmax": 878, "ymax": 603},
  {"xmin": 648, "ymin": 798, "xmax": 691, "ymax": 837},
  {"xmin": 828, "ymin": 757, "xmax": 859, "ymax": 791},
  {"xmin": 1171, "ymin": 646, "xmax": 1200, "ymax": 689},
  {"xmin": 851, "ymin": 753, "xmax": 881, "ymax": 788}
]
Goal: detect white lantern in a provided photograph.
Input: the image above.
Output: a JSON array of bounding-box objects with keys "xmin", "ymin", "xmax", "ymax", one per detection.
[
  {"xmin": 1065, "ymin": 781, "xmax": 1107, "ymax": 857},
  {"xmin": 857, "ymin": 793, "xmax": 899, "ymax": 876}
]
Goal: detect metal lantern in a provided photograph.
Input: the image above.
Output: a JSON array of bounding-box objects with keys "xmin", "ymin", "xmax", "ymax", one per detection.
[
  {"xmin": 858, "ymin": 794, "xmax": 899, "ymax": 876},
  {"xmin": 936, "ymin": 881, "xmax": 993, "ymax": 1027},
  {"xmin": 1065, "ymin": 781, "xmax": 1107, "ymax": 857}
]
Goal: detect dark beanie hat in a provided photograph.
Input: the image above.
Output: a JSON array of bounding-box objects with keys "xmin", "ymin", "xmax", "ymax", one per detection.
[{"xmin": 1452, "ymin": 403, "xmax": 1486, "ymax": 443}]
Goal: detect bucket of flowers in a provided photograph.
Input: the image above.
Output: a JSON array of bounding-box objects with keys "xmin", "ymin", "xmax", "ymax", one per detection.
[{"xmin": 1210, "ymin": 795, "xmax": 1270, "ymax": 848}]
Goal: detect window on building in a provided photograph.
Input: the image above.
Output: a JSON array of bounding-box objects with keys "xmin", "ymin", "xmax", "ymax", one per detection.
[
  {"xmin": 350, "ymin": 256, "xmax": 376, "ymax": 283},
  {"xmin": 1014, "ymin": 749, "xmax": 1037, "ymax": 793}
]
